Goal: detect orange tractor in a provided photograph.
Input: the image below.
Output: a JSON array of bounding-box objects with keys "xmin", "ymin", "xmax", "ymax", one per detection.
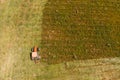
[{"xmin": 30, "ymin": 46, "xmax": 41, "ymax": 63}]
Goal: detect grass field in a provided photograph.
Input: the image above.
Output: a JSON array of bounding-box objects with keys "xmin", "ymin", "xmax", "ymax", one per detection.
[
  {"xmin": 0, "ymin": 0, "xmax": 120, "ymax": 80},
  {"xmin": 0, "ymin": 0, "xmax": 47, "ymax": 79},
  {"xmin": 41, "ymin": 0, "xmax": 120, "ymax": 64}
]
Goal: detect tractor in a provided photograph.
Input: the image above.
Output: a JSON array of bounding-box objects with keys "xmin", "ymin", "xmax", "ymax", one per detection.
[{"xmin": 30, "ymin": 46, "xmax": 41, "ymax": 63}]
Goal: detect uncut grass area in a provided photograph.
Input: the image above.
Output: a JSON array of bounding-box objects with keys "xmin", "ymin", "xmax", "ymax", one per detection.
[{"xmin": 41, "ymin": 0, "xmax": 120, "ymax": 64}]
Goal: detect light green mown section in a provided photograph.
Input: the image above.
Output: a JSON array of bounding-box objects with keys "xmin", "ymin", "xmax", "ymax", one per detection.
[
  {"xmin": 36, "ymin": 57, "xmax": 120, "ymax": 80},
  {"xmin": 0, "ymin": 0, "xmax": 47, "ymax": 80}
]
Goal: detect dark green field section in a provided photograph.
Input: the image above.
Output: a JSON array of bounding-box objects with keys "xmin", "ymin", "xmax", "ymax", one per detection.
[{"xmin": 41, "ymin": 0, "xmax": 120, "ymax": 64}]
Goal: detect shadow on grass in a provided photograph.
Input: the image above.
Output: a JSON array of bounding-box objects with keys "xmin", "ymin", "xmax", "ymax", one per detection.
[
  {"xmin": 41, "ymin": 0, "xmax": 120, "ymax": 64},
  {"xmin": 30, "ymin": 52, "xmax": 32, "ymax": 60}
]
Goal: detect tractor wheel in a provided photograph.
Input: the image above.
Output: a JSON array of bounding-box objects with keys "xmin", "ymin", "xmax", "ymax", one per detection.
[
  {"xmin": 31, "ymin": 48, "xmax": 34, "ymax": 52},
  {"xmin": 37, "ymin": 48, "xmax": 40, "ymax": 51}
]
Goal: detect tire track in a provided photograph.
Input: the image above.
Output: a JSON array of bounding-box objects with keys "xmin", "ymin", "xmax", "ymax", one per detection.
[{"xmin": 38, "ymin": 57, "xmax": 120, "ymax": 80}]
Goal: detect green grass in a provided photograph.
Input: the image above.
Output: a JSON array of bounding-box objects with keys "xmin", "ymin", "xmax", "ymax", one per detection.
[
  {"xmin": 0, "ymin": 0, "xmax": 120, "ymax": 80},
  {"xmin": 41, "ymin": 0, "xmax": 120, "ymax": 64},
  {"xmin": 0, "ymin": 0, "xmax": 46, "ymax": 79}
]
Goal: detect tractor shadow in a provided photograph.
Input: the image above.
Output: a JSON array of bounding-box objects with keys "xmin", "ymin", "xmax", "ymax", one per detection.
[{"xmin": 30, "ymin": 52, "xmax": 32, "ymax": 60}]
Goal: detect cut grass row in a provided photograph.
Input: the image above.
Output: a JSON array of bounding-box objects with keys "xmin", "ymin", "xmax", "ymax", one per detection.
[{"xmin": 0, "ymin": 0, "xmax": 46, "ymax": 79}]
